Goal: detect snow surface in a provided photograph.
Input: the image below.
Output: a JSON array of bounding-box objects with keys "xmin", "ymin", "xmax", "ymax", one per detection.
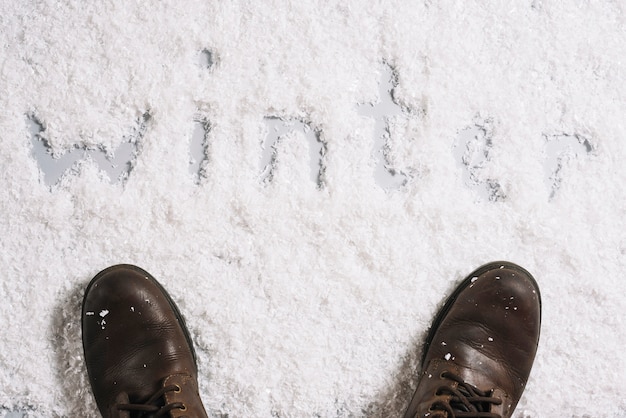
[{"xmin": 1, "ymin": 1, "xmax": 625, "ymax": 417}]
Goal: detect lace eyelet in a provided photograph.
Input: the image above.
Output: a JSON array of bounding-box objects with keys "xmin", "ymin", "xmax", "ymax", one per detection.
[
  {"xmin": 174, "ymin": 385, "xmax": 182, "ymax": 393},
  {"xmin": 179, "ymin": 404, "xmax": 187, "ymax": 411}
]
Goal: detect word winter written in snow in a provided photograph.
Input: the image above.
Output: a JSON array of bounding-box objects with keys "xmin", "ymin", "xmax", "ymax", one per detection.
[{"xmin": 25, "ymin": 65, "xmax": 593, "ymax": 199}]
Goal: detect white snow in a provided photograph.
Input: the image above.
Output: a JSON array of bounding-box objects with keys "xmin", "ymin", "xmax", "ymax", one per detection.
[{"xmin": 0, "ymin": 1, "xmax": 625, "ymax": 417}]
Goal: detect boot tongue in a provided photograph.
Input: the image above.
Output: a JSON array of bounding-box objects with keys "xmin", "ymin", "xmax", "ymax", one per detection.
[
  {"xmin": 438, "ymin": 370, "xmax": 504, "ymax": 417},
  {"xmin": 448, "ymin": 375, "xmax": 493, "ymax": 413},
  {"xmin": 452, "ymin": 347, "xmax": 508, "ymax": 396}
]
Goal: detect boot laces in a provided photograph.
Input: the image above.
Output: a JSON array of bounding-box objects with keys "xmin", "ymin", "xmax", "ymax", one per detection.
[
  {"xmin": 116, "ymin": 384, "xmax": 187, "ymax": 417},
  {"xmin": 428, "ymin": 371, "xmax": 502, "ymax": 418}
]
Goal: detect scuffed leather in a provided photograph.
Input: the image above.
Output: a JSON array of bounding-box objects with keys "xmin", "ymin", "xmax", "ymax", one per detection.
[
  {"xmin": 82, "ymin": 264, "xmax": 209, "ymax": 418},
  {"xmin": 404, "ymin": 262, "xmax": 541, "ymax": 418}
]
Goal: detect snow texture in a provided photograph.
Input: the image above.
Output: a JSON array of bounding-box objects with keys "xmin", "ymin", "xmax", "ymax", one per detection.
[{"xmin": 1, "ymin": 1, "xmax": 625, "ymax": 417}]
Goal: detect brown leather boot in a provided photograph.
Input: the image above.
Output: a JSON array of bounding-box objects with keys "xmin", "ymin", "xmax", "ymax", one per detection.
[
  {"xmin": 403, "ymin": 261, "xmax": 541, "ymax": 418},
  {"xmin": 82, "ymin": 264, "xmax": 209, "ymax": 418}
]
